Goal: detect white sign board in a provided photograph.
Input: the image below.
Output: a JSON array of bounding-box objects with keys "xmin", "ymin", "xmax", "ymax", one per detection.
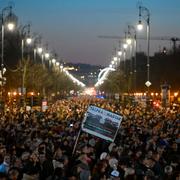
[{"xmin": 82, "ymin": 105, "xmax": 123, "ymax": 142}]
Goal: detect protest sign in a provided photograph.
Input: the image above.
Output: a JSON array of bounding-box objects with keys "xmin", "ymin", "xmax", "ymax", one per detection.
[{"xmin": 82, "ymin": 105, "xmax": 123, "ymax": 142}]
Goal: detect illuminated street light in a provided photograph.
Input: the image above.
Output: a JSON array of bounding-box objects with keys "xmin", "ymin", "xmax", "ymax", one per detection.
[
  {"xmin": 1, "ymin": 5, "xmax": 17, "ymax": 97},
  {"xmin": 123, "ymin": 43, "xmax": 128, "ymax": 49},
  {"xmin": 45, "ymin": 52, "xmax": 50, "ymax": 59},
  {"xmin": 111, "ymin": 60, "xmax": 115, "ymax": 65},
  {"xmin": 137, "ymin": 5, "xmax": 151, "ymax": 89},
  {"xmin": 60, "ymin": 64, "xmax": 63, "ymax": 72},
  {"xmin": 60, "ymin": 65, "xmax": 63, "ymax": 69},
  {"xmin": 33, "ymin": 35, "xmax": 42, "ymax": 62},
  {"xmin": 52, "ymin": 58, "xmax": 56, "ymax": 64},
  {"xmin": 113, "ymin": 56, "xmax": 118, "ymax": 61},
  {"xmin": 126, "ymin": 38, "xmax": 132, "ymax": 45},
  {"xmin": 137, "ymin": 21, "xmax": 143, "ymax": 30},
  {"xmin": 7, "ymin": 22, "xmax": 15, "ymax": 31},
  {"xmin": 37, "ymin": 47, "xmax": 43, "ymax": 54},
  {"xmin": 118, "ymin": 50, "xmax": 122, "ymax": 56},
  {"xmin": 56, "ymin": 62, "xmax": 60, "ymax": 66},
  {"xmin": 21, "ymin": 24, "xmax": 32, "ymax": 106},
  {"xmin": 21, "ymin": 24, "xmax": 32, "ymax": 60},
  {"xmin": 26, "ymin": 37, "xmax": 32, "ymax": 44},
  {"xmin": 128, "ymin": 25, "xmax": 137, "ymax": 91}
]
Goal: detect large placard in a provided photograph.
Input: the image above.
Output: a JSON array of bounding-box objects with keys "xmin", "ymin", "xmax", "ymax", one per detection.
[{"xmin": 82, "ymin": 105, "xmax": 123, "ymax": 142}]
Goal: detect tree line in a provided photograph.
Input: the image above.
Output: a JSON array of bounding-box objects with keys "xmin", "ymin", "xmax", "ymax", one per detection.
[{"xmin": 2, "ymin": 30, "xmax": 81, "ymax": 101}]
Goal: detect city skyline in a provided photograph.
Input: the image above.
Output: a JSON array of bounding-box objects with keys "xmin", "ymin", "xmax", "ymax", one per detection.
[{"xmin": 2, "ymin": 0, "xmax": 180, "ymax": 66}]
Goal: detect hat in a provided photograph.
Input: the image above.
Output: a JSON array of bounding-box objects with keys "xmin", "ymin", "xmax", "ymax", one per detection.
[
  {"xmin": 100, "ymin": 152, "xmax": 108, "ymax": 160},
  {"xmin": 111, "ymin": 170, "xmax": 119, "ymax": 177}
]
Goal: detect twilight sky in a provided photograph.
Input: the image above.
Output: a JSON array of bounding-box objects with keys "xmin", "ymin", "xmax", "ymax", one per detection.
[{"xmin": 2, "ymin": 0, "xmax": 180, "ymax": 66}]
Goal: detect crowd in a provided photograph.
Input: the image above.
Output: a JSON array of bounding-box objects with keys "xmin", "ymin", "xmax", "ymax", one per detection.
[{"xmin": 0, "ymin": 97, "xmax": 179, "ymax": 180}]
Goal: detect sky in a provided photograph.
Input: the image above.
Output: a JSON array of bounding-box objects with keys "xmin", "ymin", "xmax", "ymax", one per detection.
[{"xmin": 1, "ymin": 0, "xmax": 180, "ymax": 66}]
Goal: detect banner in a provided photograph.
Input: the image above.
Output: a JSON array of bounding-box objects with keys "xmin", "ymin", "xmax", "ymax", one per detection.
[{"xmin": 82, "ymin": 105, "xmax": 123, "ymax": 142}]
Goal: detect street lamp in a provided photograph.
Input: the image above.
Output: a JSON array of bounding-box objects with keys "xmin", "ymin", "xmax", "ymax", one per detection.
[
  {"xmin": 36, "ymin": 47, "xmax": 45, "ymax": 65},
  {"xmin": 60, "ymin": 64, "xmax": 63, "ymax": 72},
  {"xmin": 123, "ymin": 43, "xmax": 128, "ymax": 49},
  {"xmin": 45, "ymin": 52, "xmax": 50, "ymax": 59},
  {"xmin": 21, "ymin": 24, "xmax": 32, "ymax": 104},
  {"xmin": 118, "ymin": 50, "xmax": 122, "ymax": 56},
  {"xmin": 128, "ymin": 25, "xmax": 137, "ymax": 91},
  {"xmin": 56, "ymin": 61, "xmax": 60, "ymax": 66},
  {"xmin": 52, "ymin": 58, "xmax": 56, "ymax": 64},
  {"xmin": 26, "ymin": 37, "xmax": 32, "ymax": 44},
  {"xmin": 126, "ymin": 38, "xmax": 132, "ymax": 45},
  {"xmin": 137, "ymin": 5, "xmax": 151, "ymax": 89},
  {"xmin": 1, "ymin": 5, "xmax": 16, "ymax": 97},
  {"xmin": 21, "ymin": 24, "xmax": 32, "ymax": 61},
  {"xmin": 37, "ymin": 47, "xmax": 43, "ymax": 54},
  {"xmin": 33, "ymin": 35, "xmax": 41, "ymax": 62},
  {"xmin": 137, "ymin": 21, "xmax": 143, "ymax": 31},
  {"xmin": 113, "ymin": 56, "xmax": 118, "ymax": 61}
]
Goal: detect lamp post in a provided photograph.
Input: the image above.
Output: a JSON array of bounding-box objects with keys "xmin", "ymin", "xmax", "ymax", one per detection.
[
  {"xmin": 123, "ymin": 42, "xmax": 128, "ymax": 77},
  {"xmin": 21, "ymin": 24, "xmax": 32, "ymax": 61},
  {"xmin": 1, "ymin": 6, "xmax": 16, "ymax": 99},
  {"xmin": 128, "ymin": 25, "xmax": 137, "ymax": 91},
  {"xmin": 21, "ymin": 24, "xmax": 32, "ymax": 106},
  {"xmin": 37, "ymin": 47, "xmax": 44, "ymax": 65},
  {"xmin": 33, "ymin": 35, "xmax": 41, "ymax": 63},
  {"xmin": 44, "ymin": 52, "xmax": 50, "ymax": 59},
  {"xmin": 137, "ymin": 5, "xmax": 151, "ymax": 89}
]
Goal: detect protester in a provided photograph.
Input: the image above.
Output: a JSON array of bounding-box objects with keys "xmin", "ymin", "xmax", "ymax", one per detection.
[{"xmin": 0, "ymin": 97, "xmax": 179, "ymax": 179}]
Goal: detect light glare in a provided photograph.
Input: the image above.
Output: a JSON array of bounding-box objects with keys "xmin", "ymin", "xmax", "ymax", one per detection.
[
  {"xmin": 126, "ymin": 38, "xmax": 132, "ymax": 45},
  {"xmin": 137, "ymin": 22, "xmax": 143, "ymax": 30},
  {"xmin": 7, "ymin": 23, "xmax": 15, "ymax": 31},
  {"xmin": 37, "ymin": 47, "xmax": 43, "ymax": 54},
  {"xmin": 118, "ymin": 51, "xmax": 122, "ymax": 56},
  {"xmin": 45, "ymin": 53, "xmax": 50, "ymax": 59},
  {"xmin": 123, "ymin": 43, "xmax": 128, "ymax": 49},
  {"xmin": 26, "ymin": 38, "xmax": 32, "ymax": 44}
]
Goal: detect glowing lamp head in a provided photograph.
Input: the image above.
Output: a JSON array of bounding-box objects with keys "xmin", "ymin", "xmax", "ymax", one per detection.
[
  {"xmin": 118, "ymin": 51, "xmax": 122, "ymax": 56},
  {"xmin": 123, "ymin": 43, "xmax": 128, "ymax": 49},
  {"xmin": 52, "ymin": 58, "xmax": 56, "ymax": 64},
  {"xmin": 137, "ymin": 21, "xmax": 143, "ymax": 31},
  {"xmin": 26, "ymin": 37, "xmax": 32, "ymax": 44},
  {"xmin": 113, "ymin": 56, "xmax": 118, "ymax": 61},
  {"xmin": 37, "ymin": 47, "xmax": 43, "ymax": 54},
  {"xmin": 45, "ymin": 53, "xmax": 50, "ymax": 59},
  {"xmin": 126, "ymin": 38, "xmax": 132, "ymax": 45},
  {"xmin": 7, "ymin": 22, "xmax": 15, "ymax": 31},
  {"xmin": 56, "ymin": 62, "xmax": 60, "ymax": 66}
]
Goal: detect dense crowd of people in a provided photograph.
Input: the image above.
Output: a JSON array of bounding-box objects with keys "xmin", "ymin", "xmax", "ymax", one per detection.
[{"xmin": 0, "ymin": 97, "xmax": 179, "ymax": 180}]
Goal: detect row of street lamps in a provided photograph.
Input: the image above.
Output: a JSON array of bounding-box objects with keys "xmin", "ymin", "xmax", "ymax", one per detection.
[
  {"xmin": 97, "ymin": 5, "xmax": 151, "ymax": 92},
  {"xmin": 0, "ymin": 5, "xmax": 85, "ymax": 101}
]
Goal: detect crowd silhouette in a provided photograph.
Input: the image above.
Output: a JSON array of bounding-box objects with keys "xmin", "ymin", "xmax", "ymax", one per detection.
[{"xmin": 0, "ymin": 97, "xmax": 179, "ymax": 180}]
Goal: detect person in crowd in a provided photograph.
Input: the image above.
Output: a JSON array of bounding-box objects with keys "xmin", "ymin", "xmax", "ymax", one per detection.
[{"xmin": 0, "ymin": 97, "xmax": 179, "ymax": 179}]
